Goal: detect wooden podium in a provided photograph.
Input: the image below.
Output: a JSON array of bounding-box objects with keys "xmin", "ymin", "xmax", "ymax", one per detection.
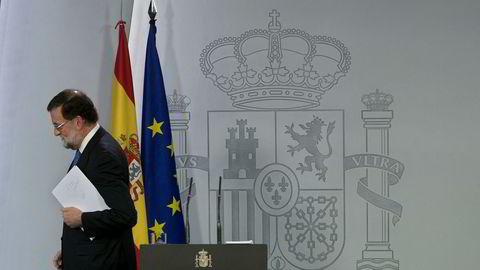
[{"xmin": 140, "ymin": 244, "xmax": 267, "ymax": 270}]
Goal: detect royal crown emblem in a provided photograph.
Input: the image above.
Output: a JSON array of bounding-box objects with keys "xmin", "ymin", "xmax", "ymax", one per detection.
[
  {"xmin": 200, "ymin": 9, "xmax": 351, "ymax": 110},
  {"xmin": 168, "ymin": 89, "xmax": 191, "ymax": 112},
  {"xmin": 195, "ymin": 249, "xmax": 212, "ymax": 268},
  {"xmin": 361, "ymin": 89, "xmax": 393, "ymax": 111}
]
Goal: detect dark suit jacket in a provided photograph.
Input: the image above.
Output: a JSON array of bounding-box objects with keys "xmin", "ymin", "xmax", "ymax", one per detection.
[{"xmin": 62, "ymin": 126, "xmax": 137, "ymax": 270}]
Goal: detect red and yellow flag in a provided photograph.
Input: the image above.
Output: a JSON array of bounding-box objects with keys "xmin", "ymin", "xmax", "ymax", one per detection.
[{"xmin": 111, "ymin": 20, "xmax": 148, "ymax": 270}]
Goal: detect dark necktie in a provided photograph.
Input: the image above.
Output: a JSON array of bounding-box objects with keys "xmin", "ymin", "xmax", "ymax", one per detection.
[{"xmin": 68, "ymin": 150, "xmax": 81, "ymax": 171}]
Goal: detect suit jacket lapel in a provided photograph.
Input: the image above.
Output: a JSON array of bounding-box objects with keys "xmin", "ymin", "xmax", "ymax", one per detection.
[{"xmin": 75, "ymin": 126, "xmax": 105, "ymax": 172}]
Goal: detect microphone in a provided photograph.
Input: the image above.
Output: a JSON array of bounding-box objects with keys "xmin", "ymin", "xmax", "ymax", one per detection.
[
  {"xmin": 185, "ymin": 177, "xmax": 194, "ymax": 244},
  {"xmin": 217, "ymin": 176, "xmax": 222, "ymax": 244}
]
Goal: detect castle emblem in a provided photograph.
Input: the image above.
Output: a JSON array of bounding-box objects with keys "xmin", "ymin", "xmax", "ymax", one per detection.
[
  {"xmin": 195, "ymin": 249, "xmax": 212, "ymax": 268},
  {"xmin": 224, "ymin": 119, "xmax": 260, "ymax": 179},
  {"xmin": 200, "ymin": 9, "xmax": 351, "ymax": 110}
]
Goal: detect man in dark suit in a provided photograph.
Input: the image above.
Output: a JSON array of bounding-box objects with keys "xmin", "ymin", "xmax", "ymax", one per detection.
[{"xmin": 48, "ymin": 89, "xmax": 137, "ymax": 270}]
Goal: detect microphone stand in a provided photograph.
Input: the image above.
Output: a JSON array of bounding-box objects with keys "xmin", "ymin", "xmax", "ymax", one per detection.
[
  {"xmin": 217, "ymin": 176, "xmax": 222, "ymax": 244},
  {"xmin": 186, "ymin": 177, "xmax": 194, "ymax": 244}
]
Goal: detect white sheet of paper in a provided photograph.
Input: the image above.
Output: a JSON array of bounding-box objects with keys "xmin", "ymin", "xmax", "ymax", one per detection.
[
  {"xmin": 225, "ymin": 240, "xmax": 254, "ymax": 244},
  {"xmin": 52, "ymin": 166, "xmax": 109, "ymax": 212}
]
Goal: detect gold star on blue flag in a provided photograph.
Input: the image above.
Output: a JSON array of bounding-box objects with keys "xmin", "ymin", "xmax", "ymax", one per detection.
[{"xmin": 141, "ymin": 7, "xmax": 186, "ymax": 244}]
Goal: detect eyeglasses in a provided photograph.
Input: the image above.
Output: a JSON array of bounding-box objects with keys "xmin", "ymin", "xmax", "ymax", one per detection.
[{"xmin": 53, "ymin": 120, "xmax": 69, "ymax": 130}]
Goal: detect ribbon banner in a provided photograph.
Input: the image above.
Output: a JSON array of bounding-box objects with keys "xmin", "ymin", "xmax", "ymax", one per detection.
[
  {"xmin": 345, "ymin": 154, "xmax": 404, "ymax": 225},
  {"xmin": 175, "ymin": 155, "xmax": 209, "ymax": 171}
]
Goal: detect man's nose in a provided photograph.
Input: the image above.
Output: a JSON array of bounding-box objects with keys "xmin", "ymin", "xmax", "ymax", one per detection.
[{"xmin": 53, "ymin": 128, "xmax": 60, "ymax": 136}]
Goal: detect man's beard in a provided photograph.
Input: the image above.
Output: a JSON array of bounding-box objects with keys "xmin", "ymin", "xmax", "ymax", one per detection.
[{"xmin": 62, "ymin": 137, "xmax": 76, "ymax": 150}]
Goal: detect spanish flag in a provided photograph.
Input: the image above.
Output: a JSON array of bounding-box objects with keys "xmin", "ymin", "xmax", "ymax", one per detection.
[{"xmin": 111, "ymin": 20, "xmax": 148, "ymax": 270}]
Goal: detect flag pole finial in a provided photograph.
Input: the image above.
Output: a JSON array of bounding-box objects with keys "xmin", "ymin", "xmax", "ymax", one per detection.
[{"xmin": 148, "ymin": 0, "xmax": 157, "ymax": 20}]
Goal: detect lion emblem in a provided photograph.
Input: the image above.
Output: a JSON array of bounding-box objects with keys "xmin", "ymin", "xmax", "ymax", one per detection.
[{"xmin": 285, "ymin": 116, "xmax": 335, "ymax": 181}]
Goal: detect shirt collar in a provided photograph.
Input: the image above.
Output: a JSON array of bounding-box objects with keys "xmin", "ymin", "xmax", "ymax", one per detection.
[{"xmin": 78, "ymin": 123, "xmax": 100, "ymax": 153}]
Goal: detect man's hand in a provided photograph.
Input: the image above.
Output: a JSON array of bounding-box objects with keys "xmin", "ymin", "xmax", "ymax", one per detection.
[
  {"xmin": 52, "ymin": 250, "xmax": 62, "ymax": 269},
  {"xmin": 62, "ymin": 207, "xmax": 83, "ymax": 228}
]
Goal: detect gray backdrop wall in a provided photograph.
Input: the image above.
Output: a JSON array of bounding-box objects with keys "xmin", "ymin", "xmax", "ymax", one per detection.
[
  {"xmin": 0, "ymin": 0, "xmax": 132, "ymax": 269},
  {"xmin": 1, "ymin": 0, "xmax": 479, "ymax": 270}
]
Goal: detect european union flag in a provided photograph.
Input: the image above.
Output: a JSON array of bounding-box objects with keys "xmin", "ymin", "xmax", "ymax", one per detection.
[{"xmin": 141, "ymin": 5, "xmax": 186, "ymax": 244}]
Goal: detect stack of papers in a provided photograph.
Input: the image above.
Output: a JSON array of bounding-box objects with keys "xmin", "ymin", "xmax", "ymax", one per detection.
[{"xmin": 52, "ymin": 166, "xmax": 109, "ymax": 212}]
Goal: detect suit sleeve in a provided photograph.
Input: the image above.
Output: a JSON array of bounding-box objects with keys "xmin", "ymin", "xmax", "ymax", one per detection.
[{"xmin": 80, "ymin": 149, "xmax": 137, "ymax": 237}]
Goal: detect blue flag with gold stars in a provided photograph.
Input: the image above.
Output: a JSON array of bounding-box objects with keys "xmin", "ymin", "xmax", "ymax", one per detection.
[{"xmin": 140, "ymin": 11, "xmax": 186, "ymax": 244}]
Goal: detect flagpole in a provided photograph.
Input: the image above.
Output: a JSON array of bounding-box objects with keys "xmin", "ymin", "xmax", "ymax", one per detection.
[{"xmin": 120, "ymin": 0, "xmax": 123, "ymax": 20}]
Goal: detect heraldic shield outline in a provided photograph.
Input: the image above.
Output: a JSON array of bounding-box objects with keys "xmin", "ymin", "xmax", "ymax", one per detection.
[{"xmin": 207, "ymin": 110, "xmax": 345, "ymax": 270}]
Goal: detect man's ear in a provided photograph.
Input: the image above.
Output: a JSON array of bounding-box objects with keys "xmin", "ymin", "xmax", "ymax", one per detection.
[{"xmin": 74, "ymin": 116, "xmax": 85, "ymax": 129}]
